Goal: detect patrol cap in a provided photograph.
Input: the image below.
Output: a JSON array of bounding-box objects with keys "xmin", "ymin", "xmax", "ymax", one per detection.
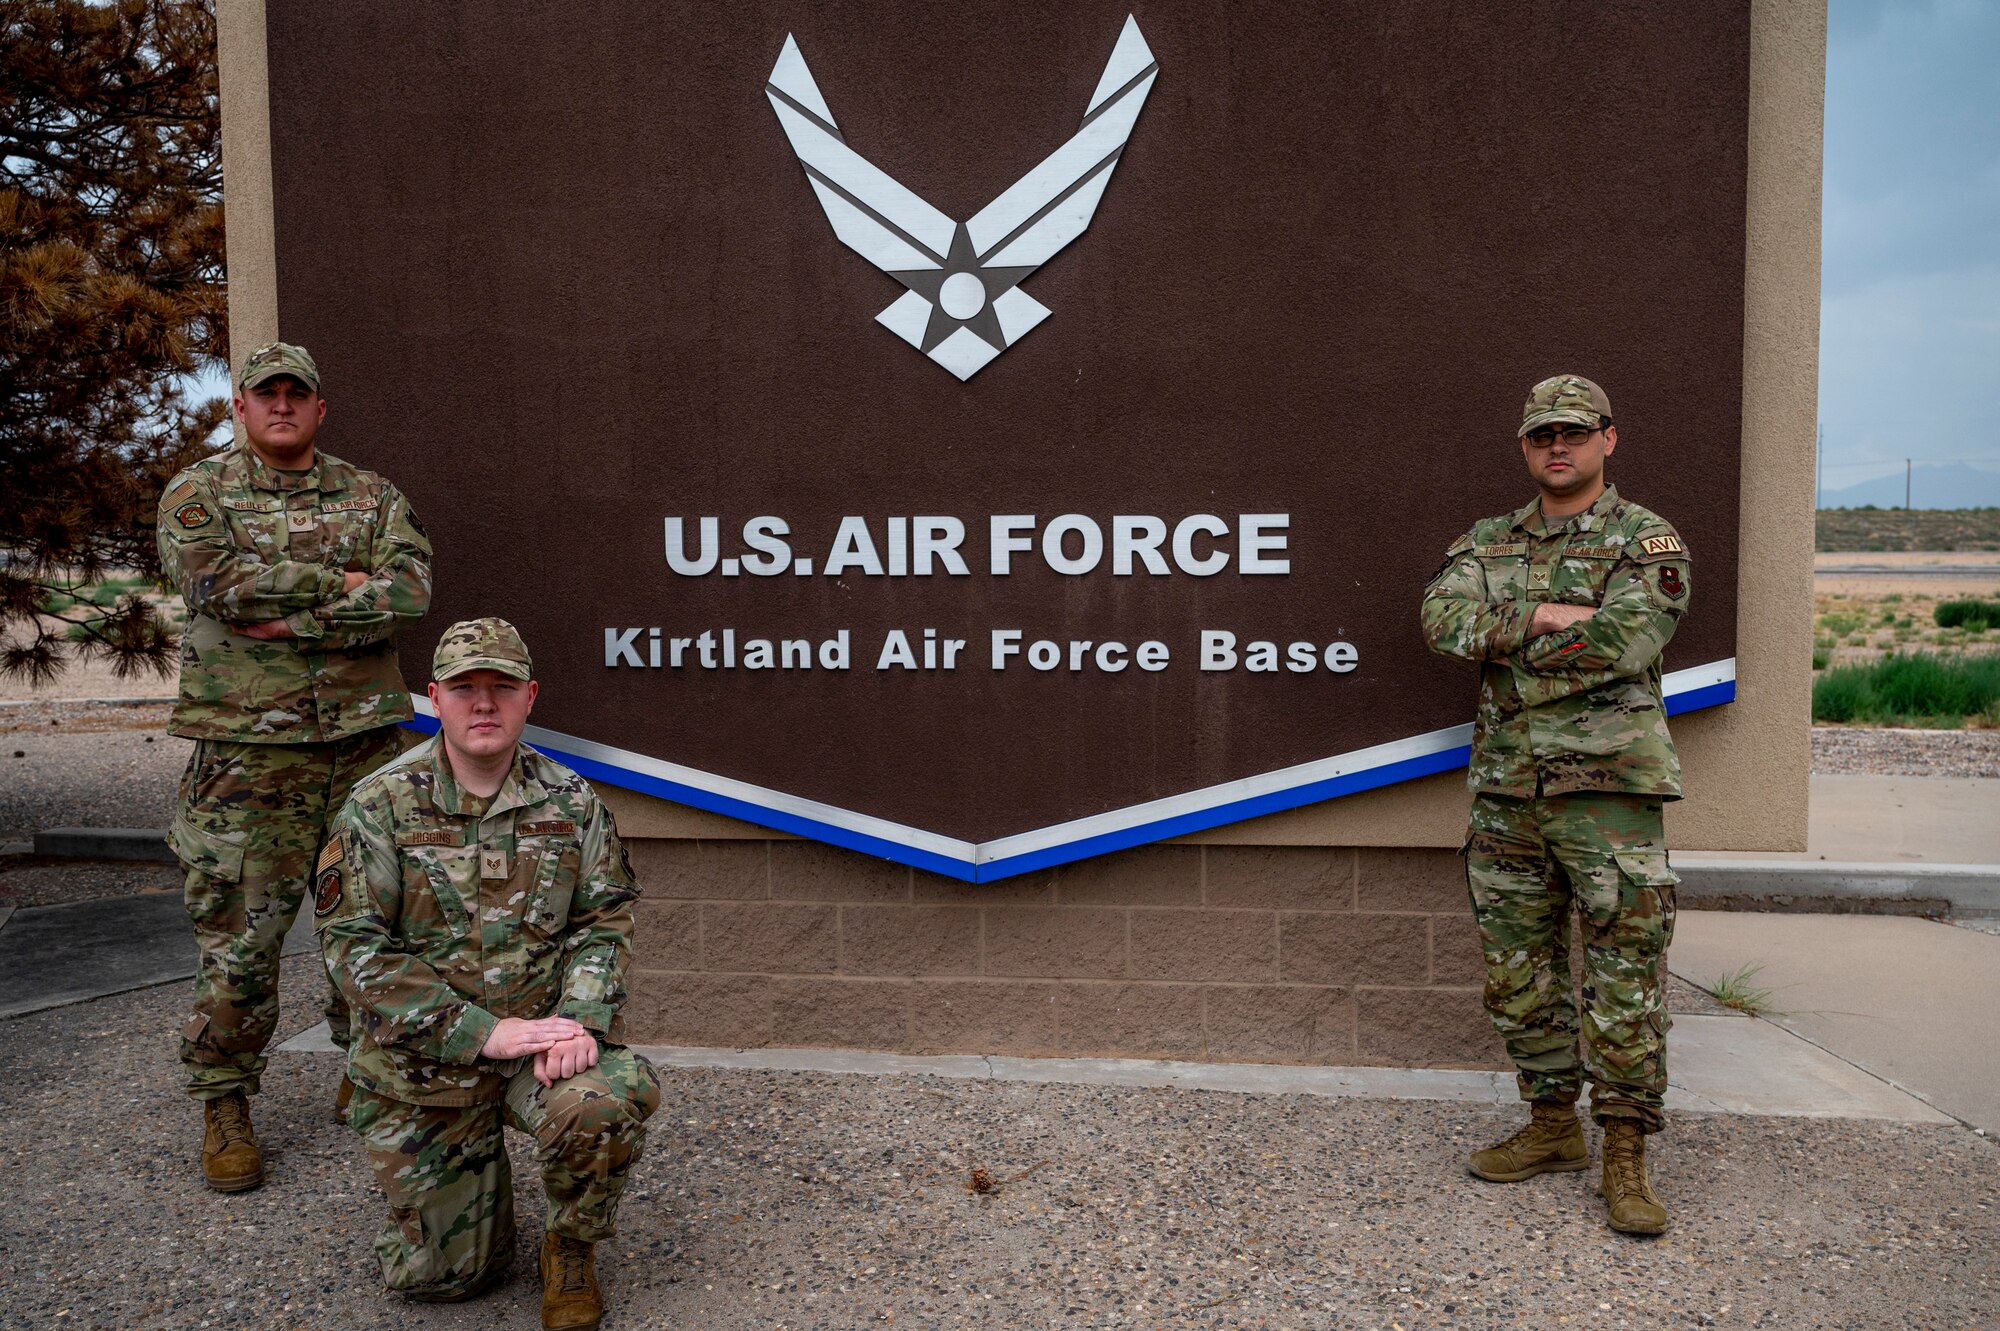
[
  {"xmin": 432, "ymin": 617, "xmax": 534, "ymax": 682},
  {"xmin": 237, "ymin": 341, "xmax": 321, "ymax": 393},
  {"xmin": 1519, "ymin": 374, "xmax": 1612, "ymax": 437}
]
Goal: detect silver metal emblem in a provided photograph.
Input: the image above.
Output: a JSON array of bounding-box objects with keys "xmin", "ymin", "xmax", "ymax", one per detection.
[{"xmin": 766, "ymin": 16, "xmax": 1159, "ymax": 380}]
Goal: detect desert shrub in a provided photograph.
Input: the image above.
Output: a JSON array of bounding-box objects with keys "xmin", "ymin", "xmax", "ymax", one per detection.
[
  {"xmin": 1935, "ymin": 600, "xmax": 2000, "ymax": 631},
  {"xmin": 1813, "ymin": 651, "xmax": 2000, "ymax": 726}
]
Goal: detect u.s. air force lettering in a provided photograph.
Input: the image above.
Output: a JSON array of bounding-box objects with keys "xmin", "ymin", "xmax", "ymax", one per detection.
[
  {"xmin": 767, "ymin": 16, "xmax": 1157, "ymax": 380},
  {"xmin": 622, "ymin": 508, "xmax": 1353, "ymax": 675}
]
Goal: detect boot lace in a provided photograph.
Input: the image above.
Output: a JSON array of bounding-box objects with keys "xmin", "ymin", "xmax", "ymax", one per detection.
[
  {"xmin": 211, "ymin": 1096, "xmax": 253, "ymax": 1148},
  {"xmin": 1606, "ymin": 1126, "xmax": 1648, "ymax": 1196},
  {"xmin": 553, "ymin": 1236, "xmax": 590, "ymax": 1291},
  {"xmin": 1498, "ymin": 1108, "xmax": 1572, "ymax": 1153}
]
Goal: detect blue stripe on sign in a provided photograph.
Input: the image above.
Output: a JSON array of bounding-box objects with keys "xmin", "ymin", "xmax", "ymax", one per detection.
[{"xmin": 400, "ymin": 662, "xmax": 1736, "ymax": 884}]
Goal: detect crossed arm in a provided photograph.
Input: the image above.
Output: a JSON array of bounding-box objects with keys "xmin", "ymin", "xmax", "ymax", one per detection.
[
  {"xmin": 1420, "ymin": 549, "xmax": 1684, "ymax": 706},
  {"xmin": 157, "ymin": 481, "xmax": 431, "ymax": 646}
]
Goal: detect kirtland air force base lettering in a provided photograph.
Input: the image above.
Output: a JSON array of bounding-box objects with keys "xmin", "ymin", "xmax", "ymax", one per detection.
[{"xmin": 607, "ymin": 512, "xmax": 1360, "ymax": 675}]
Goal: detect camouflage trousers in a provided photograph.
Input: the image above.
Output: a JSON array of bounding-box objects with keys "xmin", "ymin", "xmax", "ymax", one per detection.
[
  {"xmin": 347, "ymin": 1046, "xmax": 662, "ymax": 1298},
  {"xmin": 172, "ymin": 726, "xmax": 411, "ymax": 1099},
  {"xmin": 1464, "ymin": 792, "xmax": 1680, "ymax": 1133}
]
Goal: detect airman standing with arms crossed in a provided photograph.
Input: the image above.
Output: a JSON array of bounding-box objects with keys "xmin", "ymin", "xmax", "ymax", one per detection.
[
  {"xmin": 1420, "ymin": 375, "xmax": 1691, "ymax": 1235},
  {"xmin": 318, "ymin": 619, "xmax": 659, "ymax": 1329},
  {"xmin": 157, "ymin": 342, "xmax": 432, "ymax": 1191}
]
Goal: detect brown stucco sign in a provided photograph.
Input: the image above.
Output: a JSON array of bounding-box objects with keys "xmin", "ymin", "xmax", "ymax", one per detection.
[{"xmin": 262, "ymin": 1, "xmax": 1748, "ymax": 880}]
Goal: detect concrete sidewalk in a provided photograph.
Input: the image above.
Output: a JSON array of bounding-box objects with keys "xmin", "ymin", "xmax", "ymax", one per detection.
[
  {"xmin": 1676, "ymin": 773, "xmax": 2000, "ymax": 865},
  {"xmin": 0, "ymin": 891, "xmax": 318, "ymax": 1018},
  {"xmin": 1670, "ymin": 909, "xmax": 2000, "ymax": 1134}
]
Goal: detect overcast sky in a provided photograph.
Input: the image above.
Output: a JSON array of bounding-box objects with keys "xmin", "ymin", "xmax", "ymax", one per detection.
[{"xmin": 1818, "ymin": 0, "xmax": 2000, "ymax": 490}]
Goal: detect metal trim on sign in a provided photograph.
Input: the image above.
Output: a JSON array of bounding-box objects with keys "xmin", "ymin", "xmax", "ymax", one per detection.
[{"xmin": 405, "ymin": 658, "xmax": 1738, "ymax": 883}]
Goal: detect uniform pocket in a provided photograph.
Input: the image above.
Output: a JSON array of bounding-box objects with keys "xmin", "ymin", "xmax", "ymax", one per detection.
[
  {"xmin": 170, "ymin": 813, "xmax": 245, "ymax": 883},
  {"xmin": 1610, "ymin": 849, "xmax": 1678, "ymax": 951},
  {"xmin": 1612, "ymin": 849, "xmax": 1678, "ymax": 888},
  {"xmin": 407, "ymin": 847, "xmax": 477, "ymax": 940},
  {"xmin": 524, "ymin": 840, "xmax": 580, "ymax": 936}
]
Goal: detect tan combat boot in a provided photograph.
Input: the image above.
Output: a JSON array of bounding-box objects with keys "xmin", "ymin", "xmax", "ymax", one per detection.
[
  {"xmin": 200, "ymin": 1092, "xmax": 263, "ymax": 1192},
  {"xmin": 1600, "ymin": 1120, "xmax": 1669, "ymax": 1234},
  {"xmin": 540, "ymin": 1231, "xmax": 603, "ymax": 1330},
  {"xmin": 333, "ymin": 1073, "xmax": 355, "ymax": 1125},
  {"xmin": 1468, "ymin": 1100, "xmax": 1588, "ymax": 1182}
]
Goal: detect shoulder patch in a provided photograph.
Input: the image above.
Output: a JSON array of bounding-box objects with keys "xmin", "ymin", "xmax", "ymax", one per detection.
[
  {"xmin": 172, "ymin": 500, "xmax": 214, "ymax": 531},
  {"xmin": 396, "ymin": 829, "xmax": 459, "ymax": 847},
  {"xmin": 163, "ymin": 480, "xmax": 196, "ymax": 508},
  {"xmin": 314, "ymin": 866, "xmax": 344, "ymax": 916},
  {"xmin": 1636, "ymin": 534, "xmax": 1686, "ymax": 560},
  {"xmin": 316, "ymin": 839, "xmax": 344, "ymax": 873}
]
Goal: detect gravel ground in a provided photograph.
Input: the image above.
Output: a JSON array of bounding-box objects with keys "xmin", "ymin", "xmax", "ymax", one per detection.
[
  {"xmin": 0, "ymin": 860, "xmax": 183, "ymax": 909},
  {"xmin": 1809, "ymin": 726, "xmax": 2000, "ymax": 778},
  {"xmin": 0, "ymin": 708, "xmax": 189, "ymax": 845},
  {"xmin": 0, "ymin": 969, "xmax": 1994, "ymax": 1331}
]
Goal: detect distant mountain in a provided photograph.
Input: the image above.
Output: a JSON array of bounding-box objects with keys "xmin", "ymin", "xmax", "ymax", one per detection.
[{"xmin": 1820, "ymin": 462, "xmax": 2000, "ymax": 510}]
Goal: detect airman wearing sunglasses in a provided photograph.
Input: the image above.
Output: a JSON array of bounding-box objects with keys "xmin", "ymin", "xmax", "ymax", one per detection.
[{"xmin": 1420, "ymin": 374, "xmax": 1691, "ymax": 1236}]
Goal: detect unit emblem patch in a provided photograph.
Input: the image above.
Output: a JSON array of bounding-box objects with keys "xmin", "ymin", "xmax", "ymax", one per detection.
[
  {"xmin": 174, "ymin": 502, "xmax": 214, "ymax": 530},
  {"xmin": 314, "ymin": 867, "xmax": 343, "ymax": 916},
  {"xmin": 1659, "ymin": 566, "xmax": 1685, "ymax": 599}
]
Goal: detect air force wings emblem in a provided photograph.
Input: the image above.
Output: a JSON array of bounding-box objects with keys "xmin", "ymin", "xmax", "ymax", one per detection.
[{"xmin": 766, "ymin": 17, "xmax": 1159, "ymax": 380}]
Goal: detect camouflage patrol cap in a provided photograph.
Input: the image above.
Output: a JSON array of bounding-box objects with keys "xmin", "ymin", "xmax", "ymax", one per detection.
[
  {"xmin": 238, "ymin": 341, "xmax": 321, "ymax": 393},
  {"xmin": 1519, "ymin": 374, "xmax": 1612, "ymax": 437},
  {"xmin": 432, "ymin": 618, "xmax": 533, "ymax": 682}
]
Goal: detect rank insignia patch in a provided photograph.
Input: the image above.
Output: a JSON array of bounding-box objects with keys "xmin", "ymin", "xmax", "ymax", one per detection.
[{"xmin": 174, "ymin": 501, "xmax": 214, "ymax": 530}]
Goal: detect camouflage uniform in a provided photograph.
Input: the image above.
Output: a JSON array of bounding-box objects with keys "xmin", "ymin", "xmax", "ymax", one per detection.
[
  {"xmin": 1422, "ymin": 465, "xmax": 1691, "ymax": 1133},
  {"xmin": 318, "ymin": 709, "xmax": 657, "ymax": 1299},
  {"xmin": 158, "ymin": 344, "xmax": 432, "ymax": 1100}
]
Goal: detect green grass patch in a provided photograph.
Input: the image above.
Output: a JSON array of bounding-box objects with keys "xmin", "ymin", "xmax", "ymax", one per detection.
[
  {"xmin": 1707, "ymin": 963, "xmax": 1777, "ymax": 1017},
  {"xmin": 1812, "ymin": 650, "xmax": 2000, "ymax": 726},
  {"xmin": 1935, "ymin": 599, "xmax": 2000, "ymax": 632}
]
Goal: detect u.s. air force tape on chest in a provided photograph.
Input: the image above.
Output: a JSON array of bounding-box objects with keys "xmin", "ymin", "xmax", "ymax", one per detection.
[
  {"xmin": 519, "ymin": 819, "xmax": 576, "ymax": 836},
  {"xmin": 1638, "ymin": 534, "xmax": 1686, "ymax": 559}
]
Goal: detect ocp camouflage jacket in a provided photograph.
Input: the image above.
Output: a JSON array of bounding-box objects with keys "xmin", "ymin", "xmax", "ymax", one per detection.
[
  {"xmin": 156, "ymin": 445, "xmax": 431, "ymax": 742},
  {"xmin": 1419, "ymin": 485, "xmax": 1690, "ymax": 800},
  {"xmin": 317, "ymin": 737, "xmax": 641, "ymax": 1106}
]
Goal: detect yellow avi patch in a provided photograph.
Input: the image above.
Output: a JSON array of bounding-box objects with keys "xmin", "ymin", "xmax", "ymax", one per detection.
[{"xmin": 1639, "ymin": 534, "xmax": 1685, "ymax": 558}]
